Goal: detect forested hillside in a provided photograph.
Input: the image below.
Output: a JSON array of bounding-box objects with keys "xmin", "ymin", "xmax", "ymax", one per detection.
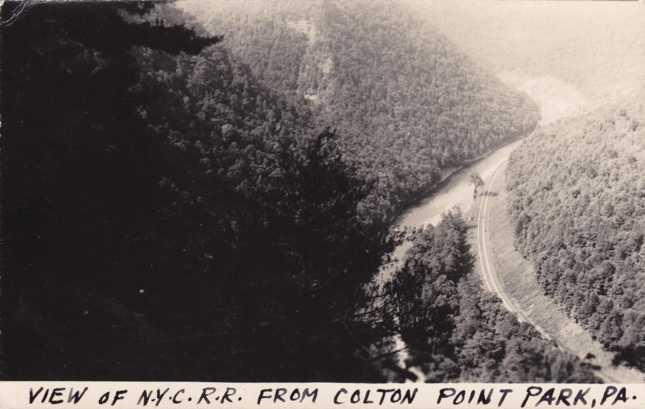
[
  {"xmin": 188, "ymin": 0, "xmax": 540, "ymax": 223},
  {"xmin": 2, "ymin": 2, "xmax": 392, "ymax": 380},
  {"xmin": 507, "ymin": 95, "xmax": 645, "ymax": 370},
  {"xmin": 3, "ymin": 1, "xmax": 550, "ymax": 382},
  {"xmin": 387, "ymin": 211, "xmax": 597, "ymax": 382}
]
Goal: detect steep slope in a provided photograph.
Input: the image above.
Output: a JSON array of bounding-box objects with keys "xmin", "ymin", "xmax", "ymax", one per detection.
[
  {"xmin": 185, "ymin": 0, "xmax": 540, "ymax": 223},
  {"xmin": 3, "ymin": 2, "xmax": 391, "ymax": 380},
  {"xmin": 507, "ymin": 91, "xmax": 645, "ymax": 370}
]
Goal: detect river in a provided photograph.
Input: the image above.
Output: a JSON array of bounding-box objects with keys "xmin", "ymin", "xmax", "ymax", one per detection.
[
  {"xmin": 379, "ymin": 140, "xmax": 522, "ymax": 281},
  {"xmin": 376, "ymin": 139, "xmax": 523, "ymax": 381},
  {"xmin": 378, "ymin": 69, "xmax": 595, "ymax": 379}
]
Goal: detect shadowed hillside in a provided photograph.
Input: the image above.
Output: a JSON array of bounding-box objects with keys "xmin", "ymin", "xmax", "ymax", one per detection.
[
  {"xmin": 2, "ymin": 2, "xmax": 392, "ymax": 380},
  {"xmin": 181, "ymin": 0, "xmax": 540, "ymax": 224}
]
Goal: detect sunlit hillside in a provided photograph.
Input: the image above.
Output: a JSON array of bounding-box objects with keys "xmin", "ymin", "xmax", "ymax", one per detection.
[{"xmin": 507, "ymin": 88, "xmax": 645, "ymax": 371}]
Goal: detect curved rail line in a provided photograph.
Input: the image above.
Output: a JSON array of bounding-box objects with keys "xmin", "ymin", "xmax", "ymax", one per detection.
[{"xmin": 476, "ymin": 158, "xmax": 619, "ymax": 383}]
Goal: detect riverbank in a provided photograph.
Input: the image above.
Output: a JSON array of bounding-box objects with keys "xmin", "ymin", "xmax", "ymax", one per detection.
[
  {"xmin": 374, "ymin": 137, "xmax": 528, "ymax": 382},
  {"xmin": 395, "ymin": 139, "xmax": 525, "ymax": 229}
]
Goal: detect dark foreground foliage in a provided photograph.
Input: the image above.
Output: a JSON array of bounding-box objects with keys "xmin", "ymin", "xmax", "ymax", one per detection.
[
  {"xmin": 507, "ymin": 99, "xmax": 645, "ymax": 370},
  {"xmin": 2, "ymin": 1, "xmax": 546, "ymax": 381},
  {"xmin": 387, "ymin": 211, "xmax": 598, "ymax": 382},
  {"xmin": 2, "ymin": 2, "xmax": 391, "ymax": 380}
]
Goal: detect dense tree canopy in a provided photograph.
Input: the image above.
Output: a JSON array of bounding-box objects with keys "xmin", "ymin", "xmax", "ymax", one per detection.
[
  {"xmin": 387, "ymin": 211, "xmax": 598, "ymax": 382},
  {"xmin": 507, "ymin": 96, "xmax": 645, "ymax": 370},
  {"xmin": 2, "ymin": 2, "xmax": 391, "ymax": 380},
  {"xmin": 198, "ymin": 0, "xmax": 540, "ymax": 224},
  {"xmin": 2, "ymin": 0, "xmax": 547, "ymax": 382}
]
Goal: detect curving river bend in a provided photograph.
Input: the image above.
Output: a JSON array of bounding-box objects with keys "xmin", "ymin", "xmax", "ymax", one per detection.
[
  {"xmin": 376, "ymin": 139, "xmax": 523, "ymax": 381},
  {"xmin": 376, "ymin": 74, "xmax": 596, "ymax": 381}
]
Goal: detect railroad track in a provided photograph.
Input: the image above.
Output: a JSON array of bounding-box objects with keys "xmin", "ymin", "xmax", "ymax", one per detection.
[{"xmin": 475, "ymin": 158, "xmax": 621, "ymax": 384}]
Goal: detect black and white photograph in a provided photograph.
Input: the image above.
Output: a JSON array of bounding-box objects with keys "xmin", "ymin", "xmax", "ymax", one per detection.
[{"xmin": 1, "ymin": 0, "xmax": 645, "ymax": 385}]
